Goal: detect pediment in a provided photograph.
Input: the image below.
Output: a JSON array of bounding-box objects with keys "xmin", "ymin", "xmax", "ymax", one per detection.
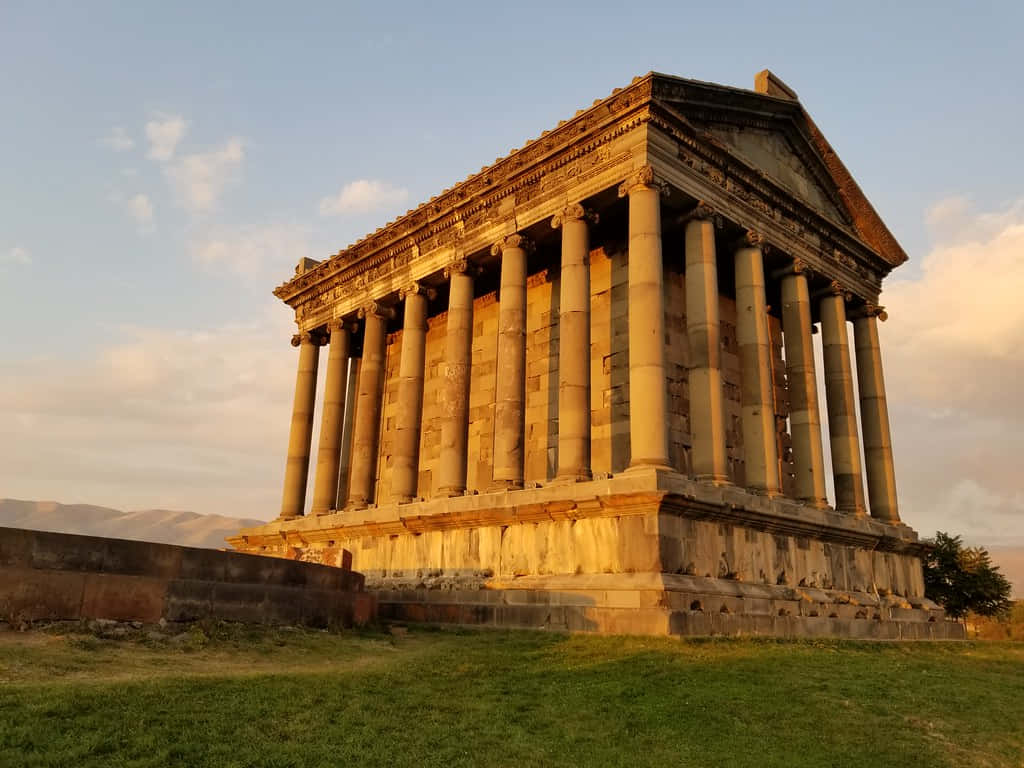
[{"xmin": 692, "ymin": 121, "xmax": 850, "ymax": 228}]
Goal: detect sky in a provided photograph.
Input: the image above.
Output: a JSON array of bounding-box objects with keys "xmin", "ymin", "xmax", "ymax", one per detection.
[{"xmin": 1, "ymin": 1, "xmax": 1022, "ymax": 547}]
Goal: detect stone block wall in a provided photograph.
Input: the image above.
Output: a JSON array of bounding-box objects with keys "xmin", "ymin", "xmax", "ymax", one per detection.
[
  {"xmin": 367, "ymin": 243, "xmax": 791, "ymax": 505},
  {"xmin": 0, "ymin": 527, "xmax": 374, "ymax": 628}
]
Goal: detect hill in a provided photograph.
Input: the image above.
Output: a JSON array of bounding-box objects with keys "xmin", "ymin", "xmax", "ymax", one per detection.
[{"xmin": 0, "ymin": 499, "xmax": 263, "ymax": 549}]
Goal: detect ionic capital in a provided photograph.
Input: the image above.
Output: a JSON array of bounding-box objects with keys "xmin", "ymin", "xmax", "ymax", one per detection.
[
  {"xmin": 400, "ymin": 281, "xmax": 437, "ymax": 301},
  {"xmin": 326, "ymin": 318, "xmax": 358, "ymax": 335},
  {"xmin": 291, "ymin": 330, "xmax": 328, "ymax": 347},
  {"xmin": 490, "ymin": 233, "xmax": 535, "ymax": 257},
  {"xmin": 551, "ymin": 203, "xmax": 599, "ymax": 229},
  {"xmin": 443, "ymin": 258, "xmax": 481, "ymax": 280},
  {"xmin": 734, "ymin": 229, "xmax": 765, "ymax": 249},
  {"xmin": 821, "ymin": 280, "xmax": 853, "ymax": 303},
  {"xmin": 617, "ymin": 165, "xmax": 669, "ymax": 198},
  {"xmin": 357, "ymin": 301, "xmax": 396, "ymax": 320},
  {"xmin": 849, "ymin": 303, "xmax": 889, "ymax": 322},
  {"xmin": 679, "ymin": 201, "xmax": 723, "ymax": 228},
  {"xmin": 771, "ymin": 258, "xmax": 811, "ymax": 281}
]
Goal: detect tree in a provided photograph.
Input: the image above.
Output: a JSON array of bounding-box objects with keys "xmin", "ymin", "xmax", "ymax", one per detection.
[{"xmin": 923, "ymin": 532, "xmax": 1013, "ymax": 620}]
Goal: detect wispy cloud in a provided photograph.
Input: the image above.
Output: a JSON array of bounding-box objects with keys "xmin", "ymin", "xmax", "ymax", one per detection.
[
  {"xmin": 127, "ymin": 193, "xmax": 154, "ymax": 231},
  {"xmin": 101, "ymin": 126, "xmax": 135, "ymax": 152},
  {"xmin": 319, "ymin": 179, "xmax": 408, "ymax": 216},
  {"xmin": 145, "ymin": 115, "xmax": 188, "ymax": 162},
  {"xmin": 167, "ymin": 138, "xmax": 244, "ymax": 213},
  {"xmin": 3, "ymin": 246, "xmax": 32, "ymax": 265},
  {"xmin": 190, "ymin": 222, "xmax": 313, "ymax": 277}
]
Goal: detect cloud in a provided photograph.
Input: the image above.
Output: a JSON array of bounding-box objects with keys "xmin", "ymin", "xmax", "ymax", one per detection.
[
  {"xmin": 167, "ymin": 138, "xmax": 244, "ymax": 213},
  {"xmin": 881, "ymin": 197, "xmax": 1024, "ymax": 546},
  {"xmin": 127, "ymin": 193, "xmax": 154, "ymax": 230},
  {"xmin": 101, "ymin": 126, "xmax": 135, "ymax": 152},
  {"xmin": 145, "ymin": 115, "xmax": 187, "ymax": 161},
  {"xmin": 0, "ymin": 307, "xmax": 299, "ymax": 519},
  {"xmin": 190, "ymin": 223, "xmax": 315, "ymax": 277},
  {"xmin": 3, "ymin": 246, "xmax": 32, "ymax": 265},
  {"xmin": 319, "ymin": 179, "xmax": 408, "ymax": 216}
]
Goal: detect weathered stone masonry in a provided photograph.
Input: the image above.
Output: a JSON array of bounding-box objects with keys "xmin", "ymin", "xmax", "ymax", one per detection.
[{"xmin": 230, "ymin": 70, "xmax": 961, "ymax": 638}]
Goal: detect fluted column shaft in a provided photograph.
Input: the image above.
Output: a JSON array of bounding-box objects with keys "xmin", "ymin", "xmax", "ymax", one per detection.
[
  {"xmin": 553, "ymin": 205, "xmax": 595, "ymax": 481},
  {"xmin": 685, "ymin": 208, "xmax": 729, "ymax": 483},
  {"xmin": 392, "ymin": 284, "xmax": 433, "ymax": 502},
  {"xmin": 279, "ymin": 332, "xmax": 323, "ymax": 520},
  {"xmin": 347, "ymin": 305, "xmax": 391, "ymax": 508},
  {"xmin": 619, "ymin": 168, "xmax": 670, "ymax": 469},
  {"xmin": 491, "ymin": 235, "xmax": 529, "ymax": 488},
  {"xmin": 336, "ymin": 357, "xmax": 359, "ymax": 507},
  {"xmin": 734, "ymin": 236, "xmax": 780, "ymax": 494},
  {"xmin": 853, "ymin": 309, "xmax": 901, "ymax": 522},
  {"xmin": 820, "ymin": 289, "xmax": 867, "ymax": 515},
  {"xmin": 438, "ymin": 261, "xmax": 475, "ymax": 496},
  {"xmin": 780, "ymin": 267, "xmax": 828, "ymax": 506},
  {"xmin": 310, "ymin": 322, "xmax": 351, "ymax": 515}
]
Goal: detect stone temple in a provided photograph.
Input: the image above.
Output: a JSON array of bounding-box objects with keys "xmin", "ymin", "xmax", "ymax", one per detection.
[{"xmin": 229, "ymin": 71, "xmax": 962, "ymax": 639}]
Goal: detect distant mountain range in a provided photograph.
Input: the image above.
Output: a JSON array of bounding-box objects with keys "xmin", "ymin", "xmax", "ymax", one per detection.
[{"xmin": 0, "ymin": 499, "xmax": 263, "ymax": 550}]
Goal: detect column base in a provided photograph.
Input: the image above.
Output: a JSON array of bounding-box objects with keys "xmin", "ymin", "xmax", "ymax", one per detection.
[
  {"xmin": 694, "ymin": 474, "xmax": 732, "ymax": 486},
  {"xmin": 554, "ymin": 471, "xmax": 593, "ymax": 484},
  {"xmin": 488, "ymin": 479, "xmax": 524, "ymax": 492},
  {"xmin": 801, "ymin": 497, "xmax": 831, "ymax": 510},
  {"xmin": 626, "ymin": 460, "xmax": 674, "ymax": 473},
  {"xmin": 435, "ymin": 486, "xmax": 467, "ymax": 498},
  {"xmin": 837, "ymin": 505, "xmax": 868, "ymax": 518},
  {"xmin": 277, "ymin": 514, "xmax": 301, "ymax": 522}
]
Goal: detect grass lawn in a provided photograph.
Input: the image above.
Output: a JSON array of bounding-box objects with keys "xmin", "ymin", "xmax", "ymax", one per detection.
[{"xmin": 0, "ymin": 623, "xmax": 1021, "ymax": 768}]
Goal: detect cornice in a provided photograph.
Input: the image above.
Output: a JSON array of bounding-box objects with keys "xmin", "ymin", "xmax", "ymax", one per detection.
[
  {"xmin": 647, "ymin": 103, "xmax": 889, "ymax": 298},
  {"xmin": 274, "ymin": 75, "xmax": 658, "ymax": 309}
]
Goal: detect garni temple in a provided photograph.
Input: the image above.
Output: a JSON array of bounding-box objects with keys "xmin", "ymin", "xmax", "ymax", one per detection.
[{"xmin": 229, "ymin": 71, "xmax": 962, "ymax": 639}]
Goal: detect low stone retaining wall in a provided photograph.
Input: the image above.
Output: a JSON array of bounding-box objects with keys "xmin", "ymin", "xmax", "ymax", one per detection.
[{"xmin": 0, "ymin": 527, "xmax": 374, "ymax": 628}]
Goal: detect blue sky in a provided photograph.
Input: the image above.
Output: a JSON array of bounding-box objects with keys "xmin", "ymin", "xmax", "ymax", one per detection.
[{"xmin": 2, "ymin": 1, "xmax": 1022, "ymax": 545}]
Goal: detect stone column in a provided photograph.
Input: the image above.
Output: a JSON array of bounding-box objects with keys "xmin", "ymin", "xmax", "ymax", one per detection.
[
  {"xmin": 552, "ymin": 204, "xmax": 596, "ymax": 481},
  {"xmin": 779, "ymin": 261, "xmax": 828, "ymax": 507},
  {"xmin": 852, "ymin": 305, "xmax": 901, "ymax": 523},
  {"xmin": 684, "ymin": 204, "xmax": 729, "ymax": 484},
  {"xmin": 347, "ymin": 302, "xmax": 393, "ymax": 509},
  {"xmin": 491, "ymin": 234, "xmax": 531, "ymax": 489},
  {"xmin": 279, "ymin": 331, "xmax": 325, "ymax": 520},
  {"xmin": 618, "ymin": 167, "xmax": 670, "ymax": 470},
  {"xmin": 336, "ymin": 356, "xmax": 359, "ymax": 507},
  {"xmin": 392, "ymin": 282, "xmax": 434, "ymax": 502},
  {"xmin": 733, "ymin": 232, "xmax": 780, "ymax": 495},
  {"xmin": 820, "ymin": 284, "xmax": 867, "ymax": 515},
  {"xmin": 437, "ymin": 259, "xmax": 475, "ymax": 496},
  {"xmin": 310, "ymin": 321, "xmax": 351, "ymax": 515}
]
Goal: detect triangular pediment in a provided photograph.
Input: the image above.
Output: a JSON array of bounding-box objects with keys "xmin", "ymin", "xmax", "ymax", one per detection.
[
  {"xmin": 650, "ymin": 72, "xmax": 908, "ymax": 266},
  {"xmin": 691, "ymin": 121, "xmax": 850, "ymax": 227}
]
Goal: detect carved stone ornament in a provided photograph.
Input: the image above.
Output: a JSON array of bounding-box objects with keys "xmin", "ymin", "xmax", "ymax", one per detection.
[
  {"xmin": 400, "ymin": 281, "xmax": 438, "ymax": 301},
  {"xmin": 551, "ymin": 203, "xmax": 599, "ymax": 229},
  {"xmin": 679, "ymin": 202, "xmax": 723, "ymax": 228},
  {"xmin": 490, "ymin": 233, "xmax": 535, "ymax": 257},
  {"xmin": 291, "ymin": 330, "xmax": 328, "ymax": 347},
  {"xmin": 617, "ymin": 165, "xmax": 669, "ymax": 198},
  {"xmin": 737, "ymin": 229, "xmax": 765, "ymax": 249},
  {"xmin": 357, "ymin": 301, "xmax": 396, "ymax": 320},
  {"xmin": 825, "ymin": 280, "xmax": 854, "ymax": 303},
  {"xmin": 326, "ymin": 318, "xmax": 357, "ymax": 335},
  {"xmin": 850, "ymin": 303, "xmax": 889, "ymax": 322},
  {"xmin": 443, "ymin": 258, "xmax": 480, "ymax": 280}
]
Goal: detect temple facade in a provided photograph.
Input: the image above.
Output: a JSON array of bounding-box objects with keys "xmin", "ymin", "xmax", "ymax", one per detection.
[{"xmin": 229, "ymin": 71, "xmax": 961, "ymax": 638}]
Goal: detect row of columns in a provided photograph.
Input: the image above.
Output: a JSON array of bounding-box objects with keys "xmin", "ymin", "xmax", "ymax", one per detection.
[{"xmin": 280, "ymin": 167, "xmax": 900, "ymax": 525}]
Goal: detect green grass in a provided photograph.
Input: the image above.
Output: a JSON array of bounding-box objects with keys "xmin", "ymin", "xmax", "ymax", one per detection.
[{"xmin": 1, "ymin": 623, "xmax": 1022, "ymax": 768}]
